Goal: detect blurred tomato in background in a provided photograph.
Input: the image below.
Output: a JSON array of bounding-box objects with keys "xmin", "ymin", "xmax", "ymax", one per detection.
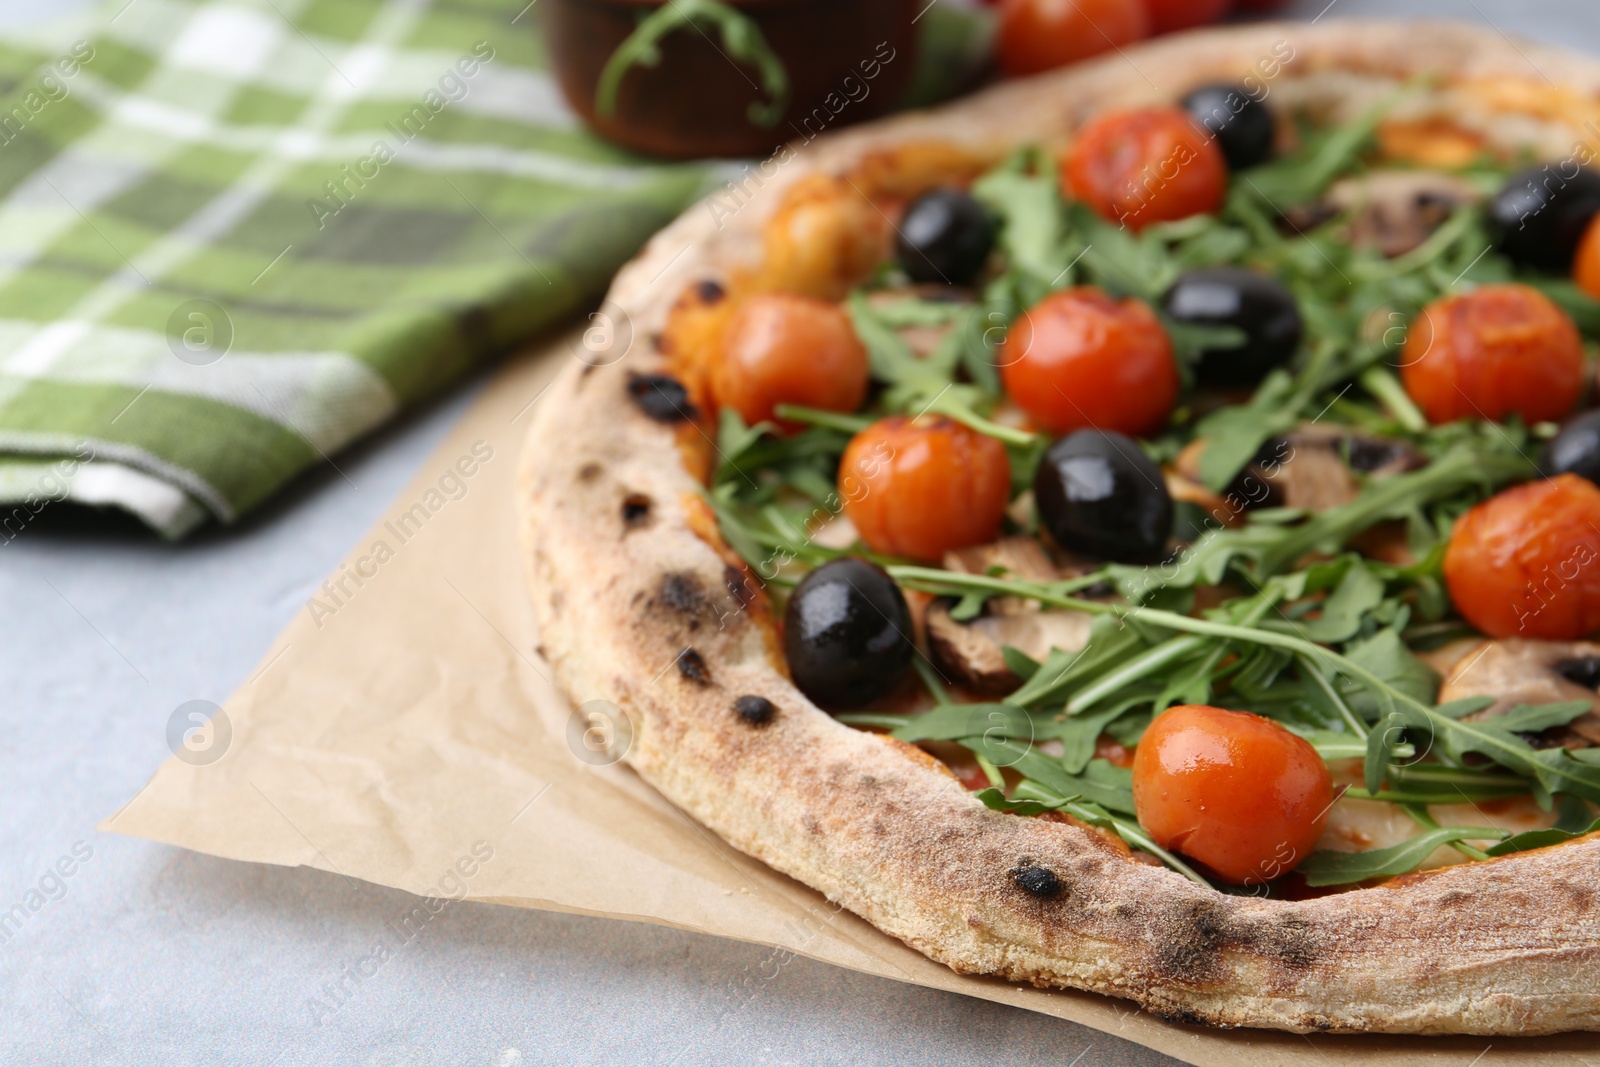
[{"xmin": 995, "ymin": 0, "xmax": 1291, "ymax": 77}]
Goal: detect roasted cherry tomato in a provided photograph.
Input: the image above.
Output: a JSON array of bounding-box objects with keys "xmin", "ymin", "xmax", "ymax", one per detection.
[
  {"xmin": 1542, "ymin": 409, "xmax": 1600, "ymax": 486},
  {"xmin": 999, "ymin": 287, "xmax": 1179, "ymax": 437},
  {"xmin": 897, "ymin": 188, "xmax": 996, "ymax": 286},
  {"xmin": 1065, "ymin": 107, "xmax": 1228, "ymax": 231},
  {"xmin": 1488, "ymin": 164, "xmax": 1600, "ymax": 273},
  {"xmin": 1575, "ymin": 212, "xmax": 1600, "ymax": 300},
  {"xmin": 840, "ymin": 416, "xmax": 1012, "ymax": 563},
  {"xmin": 1400, "ymin": 284, "xmax": 1585, "ymax": 426},
  {"xmin": 784, "ymin": 557, "xmax": 914, "ymax": 708},
  {"xmin": 1443, "ymin": 474, "xmax": 1600, "ymax": 640},
  {"xmin": 1143, "ymin": 0, "xmax": 1231, "ymax": 35},
  {"xmin": 1034, "ymin": 429, "xmax": 1173, "ymax": 562},
  {"xmin": 713, "ymin": 293, "xmax": 869, "ymax": 432},
  {"xmin": 1132, "ymin": 704, "xmax": 1332, "ymax": 886},
  {"xmin": 1180, "ymin": 83, "xmax": 1275, "ymax": 171},
  {"xmin": 997, "ymin": 0, "xmax": 1149, "ymax": 77}
]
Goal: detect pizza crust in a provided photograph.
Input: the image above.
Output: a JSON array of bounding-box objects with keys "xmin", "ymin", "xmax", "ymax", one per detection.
[{"xmin": 520, "ymin": 21, "xmax": 1600, "ymax": 1034}]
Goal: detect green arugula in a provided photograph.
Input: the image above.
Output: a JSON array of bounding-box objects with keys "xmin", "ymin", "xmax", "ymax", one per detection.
[{"xmin": 1298, "ymin": 826, "xmax": 1510, "ymax": 887}]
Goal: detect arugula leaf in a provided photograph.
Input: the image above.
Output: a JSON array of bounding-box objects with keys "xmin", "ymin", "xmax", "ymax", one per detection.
[
  {"xmin": 1233, "ymin": 85, "xmax": 1405, "ymax": 208},
  {"xmin": 1004, "ymin": 614, "xmax": 1146, "ymax": 708},
  {"xmin": 890, "ymin": 703, "xmax": 1030, "ymax": 744},
  {"xmin": 1484, "ymin": 796, "xmax": 1600, "ymax": 856},
  {"xmin": 975, "ymin": 787, "xmax": 1062, "ymax": 817},
  {"xmin": 1394, "ymin": 705, "xmax": 1600, "ymax": 806},
  {"xmin": 1494, "ymin": 702, "xmax": 1595, "ymax": 734},
  {"xmin": 1298, "ymin": 560, "xmax": 1385, "ymax": 643},
  {"xmin": 1050, "ymin": 699, "xmax": 1145, "ymax": 774},
  {"xmin": 974, "ymin": 736, "xmax": 1137, "ymax": 815},
  {"xmin": 1484, "ymin": 817, "xmax": 1600, "ymax": 857},
  {"xmin": 846, "ymin": 290, "xmax": 936, "ymax": 388},
  {"xmin": 1299, "ymin": 826, "xmax": 1509, "ymax": 887},
  {"xmin": 1342, "ymin": 628, "xmax": 1439, "ymax": 713},
  {"xmin": 1000, "ymin": 645, "xmax": 1041, "ymax": 682}
]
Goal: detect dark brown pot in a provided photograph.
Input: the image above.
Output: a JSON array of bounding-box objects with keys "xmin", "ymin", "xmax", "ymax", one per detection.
[{"xmin": 542, "ymin": 0, "xmax": 919, "ymax": 159}]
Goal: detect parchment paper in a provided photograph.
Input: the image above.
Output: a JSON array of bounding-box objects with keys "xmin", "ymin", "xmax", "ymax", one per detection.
[{"xmin": 104, "ymin": 330, "xmax": 1598, "ymax": 1066}]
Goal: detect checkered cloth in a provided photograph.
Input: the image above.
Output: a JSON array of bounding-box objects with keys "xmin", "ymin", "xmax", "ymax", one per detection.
[
  {"xmin": 0, "ymin": 0, "xmax": 726, "ymax": 537},
  {"xmin": 0, "ymin": 0, "xmax": 986, "ymax": 538}
]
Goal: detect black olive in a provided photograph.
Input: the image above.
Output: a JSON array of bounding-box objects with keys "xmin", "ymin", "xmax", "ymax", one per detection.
[
  {"xmin": 1180, "ymin": 83, "xmax": 1275, "ymax": 170},
  {"xmin": 1161, "ymin": 267, "xmax": 1303, "ymax": 385},
  {"xmin": 1034, "ymin": 430, "xmax": 1173, "ymax": 563},
  {"xmin": 1555, "ymin": 655, "xmax": 1600, "ymax": 690},
  {"xmin": 896, "ymin": 188, "xmax": 995, "ymax": 286},
  {"xmin": 1541, "ymin": 410, "xmax": 1600, "ymax": 486},
  {"xmin": 1488, "ymin": 164, "xmax": 1600, "ymax": 272},
  {"xmin": 783, "ymin": 558, "xmax": 914, "ymax": 709}
]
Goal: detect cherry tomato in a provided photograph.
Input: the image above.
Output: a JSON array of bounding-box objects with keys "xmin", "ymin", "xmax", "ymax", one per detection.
[
  {"xmin": 1575, "ymin": 213, "xmax": 1600, "ymax": 301},
  {"xmin": 1400, "ymin": 284, "xmax": 1585, "ymax": 426},
  {"xmin": 1443, "ymin": 474, "xmax": 1600, "ymax": 640},
  {"xmin": 713, "ymin": 294, "xmax": 869, "ymax": 431},
  {"xmin": 840, "ymin": 416, "xmax": 1012, "ymax": 562},
  {"xmin": 1143, "ymin": 0, "xmax": 1231, "ymax": 34},
  {"xmin": 1132, "ymin": 704, "xmax": 1332, "ymax": 886},
  {"xmin": 998, "ymin": 287, "xmax": 1179, "ymax": 437},
  {"xmin": 1065, "ymin": 107, "xmax": 1229, "ymax": 230},
  {"xmin": 997, "ymin": 0, "xmax": 1149, "ymax": 77}
]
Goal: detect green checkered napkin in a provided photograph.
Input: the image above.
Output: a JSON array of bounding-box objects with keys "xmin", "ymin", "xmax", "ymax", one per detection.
[
  {"xmin": 0, "ymin": 0, "xmax": 726, "ymax": 537},
  {"xmin": 0, "ymin": 0, "xmax": 990, "ymax": 538}
]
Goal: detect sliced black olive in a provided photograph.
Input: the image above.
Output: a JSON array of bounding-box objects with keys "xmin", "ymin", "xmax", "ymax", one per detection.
[
  {"xmin": 783, "ymin": 558, "xmax": 913, "ymax": 709},
  {"xmin": 1488, "ymin": 164, "xmax": 1600, "ymax": 272},
  {"xmin": 1034, "ymin": 430, "xmax": 1173, "ymax": 563},
  {"xmin": 1541, "ymin": 410, "xmax": 1600, "ymax": 486},
  {"xmin": 1161, "ymin": 267, "xmax": 1303, "ymax": 385},
  {"xmin": 896, "ymin": 189, "xmax": 995, "ymax": 286},
  {"xmin": 1180, "ymin": 83, "xmax": 1275, "ymax": 171}
]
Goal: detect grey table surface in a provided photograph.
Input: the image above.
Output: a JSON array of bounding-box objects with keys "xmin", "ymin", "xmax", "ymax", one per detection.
[{"xmin": 4, "ymin": 1, "xmax": 1600, "ymax": 1065}]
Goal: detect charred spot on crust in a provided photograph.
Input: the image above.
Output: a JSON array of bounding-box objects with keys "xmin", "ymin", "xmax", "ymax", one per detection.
[
  {"xmin": 676, "ymin": 647, "xmax": 711, "ymax": 686},
  {"xmin": 578, "ymin": 462, "xmax": 603, "ymax": 483},
  {"xmin": 657, "ymin": 572, "xmax": 709, "ymax": 625},
  {"xmin": 724, "ymin": 564, "xmax": 757, "ymax": 610},
  {"xmin": 696, "ymin": 279, "xmax": 726, "ymax": 304},
  {"xmin": 734, "ymin": 695, "xmax": 775, "ymax": 726},
  {"xmin": 1253, "ymin": 915, "xmax": 1319, "ymax": 970},
  {"xmin": 1011, "ymin": 864, "xmax": 1062, "ymax": 899},
  {"xmin": 628, "ymin": 373, "xmax": 697, "ymax": 423},
  {"xmin": 622, "ymin": 494, "xmax": 652, "ymax": 529},
  {"xmin": 1156, "ymin": 902, "xmax": 1227, "ymax": 982}
]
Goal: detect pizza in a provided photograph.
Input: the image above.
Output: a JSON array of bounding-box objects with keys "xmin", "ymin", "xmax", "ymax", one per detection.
[{"xmin": 519, "ymin": 21, "xmax": 1600, "ymax": 1034}]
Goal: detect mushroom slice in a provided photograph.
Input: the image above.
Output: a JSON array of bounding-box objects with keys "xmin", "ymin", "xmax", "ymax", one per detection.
[
  {"xmin": 943, "ymin": 536, "xmax": 1062, "ymax": 615},
  {"xmin": 928, "ymin": 536, "xmax": 1094, "ymax": 693},
  {"xmin": 927, "ymin": 599, "xmax": 1093, "ymax": 694},
  {"xmin": 1438, "ymin": 638, "xmax": 1600, "ymax": 747},
  {"xmin": 865, "ymin": 285, "xmax": 972, "ymax": 357},
  {"xmin": 1283, "ymin": 170, "xmax": 1482, "ymax": 258},
  {"xmin": 1175, "ymin": 424, "xmax": 1426, "ymax": 513}
]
